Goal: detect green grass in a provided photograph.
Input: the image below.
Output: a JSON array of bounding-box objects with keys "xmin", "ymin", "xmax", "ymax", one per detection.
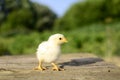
[{"xmin": 0, "ymin": 22, "xmax": 120, "ymax": 57}]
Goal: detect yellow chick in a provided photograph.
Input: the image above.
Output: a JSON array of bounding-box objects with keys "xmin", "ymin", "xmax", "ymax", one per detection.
[{"xmin": 35, "ymin": 33, "xmax": 68, "ymax": 71}]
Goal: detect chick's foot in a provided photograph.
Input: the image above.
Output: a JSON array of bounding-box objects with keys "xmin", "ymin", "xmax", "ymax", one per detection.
[
  {"xmin": 52, "ymin": 67, "xmax": 65, "ymax": 71},
  {"xmin": 34, "ymin": 66, "xmax": 47, "ymax": 71}
]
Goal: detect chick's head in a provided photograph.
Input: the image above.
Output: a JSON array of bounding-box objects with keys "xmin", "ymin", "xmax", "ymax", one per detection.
[{"xmin": 48, "ymin": 34, "xmax": 68, "ymax": 45}]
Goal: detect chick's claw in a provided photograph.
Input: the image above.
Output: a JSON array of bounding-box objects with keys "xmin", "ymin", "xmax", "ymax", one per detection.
[
  {"xmin": 34, "ymin": 67, "xmax": 47, "ymax": 71},
  {"xmin": 52, "ymin": 67, "xmax": 65, "ymax": 71}
]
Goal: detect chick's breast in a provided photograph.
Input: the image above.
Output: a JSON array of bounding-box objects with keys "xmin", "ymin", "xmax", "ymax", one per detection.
[{"xmin": 36, "ymin": 41, "xmax": 61, "ymax": 63}]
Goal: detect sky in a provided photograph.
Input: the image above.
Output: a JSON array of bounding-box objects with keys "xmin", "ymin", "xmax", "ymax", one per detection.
[{"xmin": 31, "ymin": 0, "xmax": 81, "ymax": 17}]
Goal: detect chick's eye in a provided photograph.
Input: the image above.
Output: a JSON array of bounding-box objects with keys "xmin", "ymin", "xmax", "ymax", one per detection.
[{"xmin": 59, "ymin": 37, "xmax": 62, "ymax": 40}]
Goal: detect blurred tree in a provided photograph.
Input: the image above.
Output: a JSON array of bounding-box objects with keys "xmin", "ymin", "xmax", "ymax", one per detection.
[
  {"xmin": 0, "ymin": 0, "xmax": 57, "ymax": 34},
  {"xmin": 32, "ymin": 3, "xmax": 57, "ymax": 31},
  {"xmin": 55, "ymin": 0, "xmax": 120, "ymax": 30},
  {"xmin": 0, "ymin": 0, "xmax": 5, "ymax": 23}
]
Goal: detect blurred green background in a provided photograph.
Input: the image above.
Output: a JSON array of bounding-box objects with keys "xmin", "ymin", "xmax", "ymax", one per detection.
[{"xmin": 0, "ymin": 0, "xmax": 120, "ymax": 57}]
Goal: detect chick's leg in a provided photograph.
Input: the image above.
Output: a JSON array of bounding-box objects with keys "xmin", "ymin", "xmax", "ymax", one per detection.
[
  {"xmin": 34, "ymin": 60, "xmax": 46, "ymax": 71},
  {"xmin": 51, "ymin": 63, "xmax": 64, "ymax": 71}
]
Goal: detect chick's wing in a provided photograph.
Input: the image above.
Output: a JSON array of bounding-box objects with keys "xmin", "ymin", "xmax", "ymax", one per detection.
[{"xmin": 37, "ymin": 41, "xmax": 50, "ymax": 55}]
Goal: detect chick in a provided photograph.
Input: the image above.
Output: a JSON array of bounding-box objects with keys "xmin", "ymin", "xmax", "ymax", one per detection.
[{"xmin": 35, "ymin": 33, "xmax": 68, "ymax": 71}]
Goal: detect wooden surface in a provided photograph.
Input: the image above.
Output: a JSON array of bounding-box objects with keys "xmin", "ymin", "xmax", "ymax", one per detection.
[{"xmin": 0, "ymin": 53, "xmax": 120, "ymax": 80}]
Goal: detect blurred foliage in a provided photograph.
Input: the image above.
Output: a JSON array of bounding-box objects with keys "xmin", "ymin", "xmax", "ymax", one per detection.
[
  {"xmin": 0, "ymin": 41, "xmax": 9, "ymax": 56},
  {"xmin": 0, "ymin": 0, "xmax": 57, "ymax": 34},
  {"xmin": 0, "ymin": 22, "xmax": 120, "ymax": 57},
  {"xmin": 32, "ymin": 3, "xmax": 57, "ymax": 31},
  {"xmin": 0, "ymin": 0, "xmax": 120, "ymax": 57},
  {"xmin": 55, "ymin": 0, "xmax": 120, "ymax": 30}
]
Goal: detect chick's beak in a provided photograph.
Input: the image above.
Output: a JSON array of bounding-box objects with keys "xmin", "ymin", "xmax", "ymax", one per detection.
[{"xmin": 63, "ymin": 37, "xmax": 68, "ymax": 43}]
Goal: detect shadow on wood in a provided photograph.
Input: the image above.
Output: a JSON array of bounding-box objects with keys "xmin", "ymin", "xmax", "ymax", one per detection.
[{"xmin": 59, "ymin": 57, "xmax": 104, "ymax": 67}]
